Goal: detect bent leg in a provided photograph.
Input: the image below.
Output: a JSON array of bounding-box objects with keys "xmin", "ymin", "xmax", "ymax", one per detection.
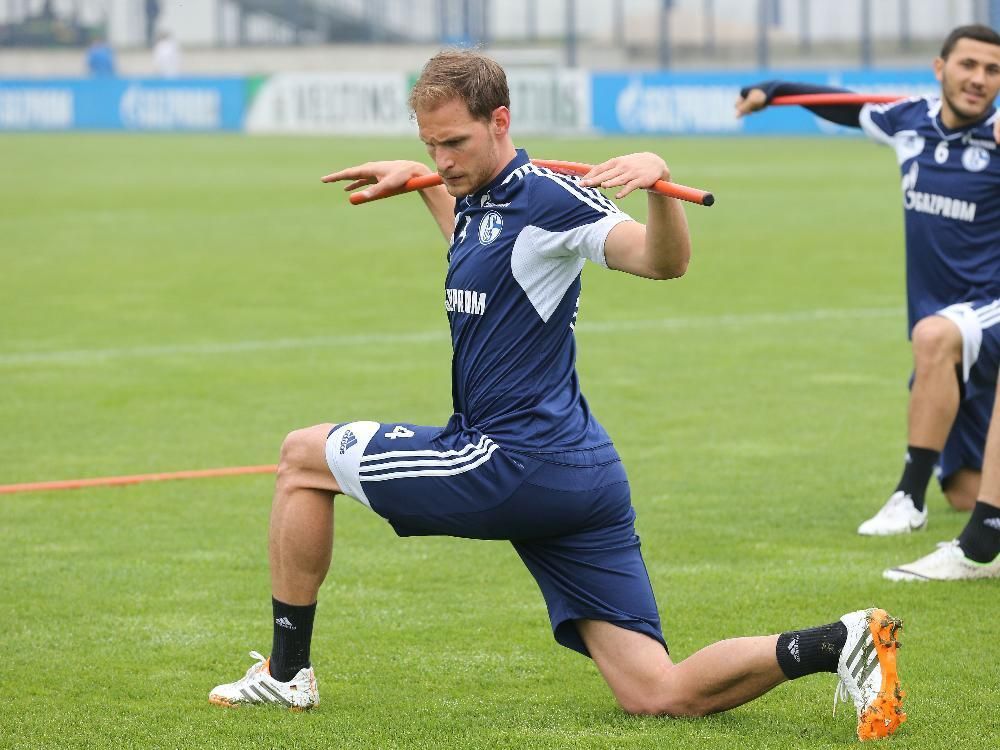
[
  {"xmin": 908, "ymin": 315, "xmax": 964, "ymax": 449},
  {"xmin": 955, "ymin": 379, "xmax": 1000, "ymax": 562},
  {"xmin": 211, "ymin": 422, "xmax": 344, "ymax": 695},
  {"xmin": 577, "ymin": 619, "xmax": 784, "ymax": 717},
  {"xmin": 270, "ymin": 423, "xmax": 342, "ymax": 605},
  {"xmin": 862, "ymin": 315, "xmax": 966, "ymax": 533},
  {"xmin": 980, "ymin": 380, "xmax": 1000, "ymax": 506},
  {"xmin": 886, "ymin": 345, "xmax": 1000, "ymax": 576},
  {"xmin": 942, "ymin": 467, "xmax": 979, "ymax": 511}
]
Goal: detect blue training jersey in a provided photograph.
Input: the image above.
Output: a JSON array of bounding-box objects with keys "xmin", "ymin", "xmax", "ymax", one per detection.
[
  {"xmin": 860, "ymin": 97, "xmax": 1000, "ymax": 330},
  {"xmin": 444, "ymin": 149, "xmax": 634, "ymax": 451}
]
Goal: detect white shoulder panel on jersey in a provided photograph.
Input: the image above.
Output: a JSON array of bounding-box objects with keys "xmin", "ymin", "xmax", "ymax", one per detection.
[
  {"xmin": 861, "ymin": 98, "xmax": 937, "ymax": 164},
  {"xmin": 859, "ymin": 96, "xmax": 930, "ymax": 148},
  {"xmin": 859, "ymin": 103, "xmax": 897, "ymax": 146},
  {"xmin": 511, "ymin": 214, "xmax": 632, "ymax": 322},
  {"xmin": 880, "ymin": 128, "xmax": 923, "ymax": 165}
]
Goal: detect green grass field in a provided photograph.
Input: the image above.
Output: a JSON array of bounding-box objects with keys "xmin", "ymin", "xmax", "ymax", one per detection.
[{"xmin": 1, "ymin": 133, "xmax": 997, "ymax": 750}]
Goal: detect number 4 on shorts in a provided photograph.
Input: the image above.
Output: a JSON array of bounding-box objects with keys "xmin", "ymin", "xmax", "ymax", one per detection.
[{"xmin": 384, "ymin": 425, "xmax": 415, "ymax": 440}]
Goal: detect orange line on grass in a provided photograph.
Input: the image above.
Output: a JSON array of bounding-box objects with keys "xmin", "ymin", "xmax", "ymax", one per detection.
[{"xmin": 0, "ymin": 464, "xmax": 278, "ymax": 495}]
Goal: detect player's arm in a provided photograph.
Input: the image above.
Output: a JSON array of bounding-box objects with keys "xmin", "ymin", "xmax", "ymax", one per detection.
[
  {"xmin": 322, "ymin": 161, "xmax": 456, "ymax": 242},
  {"xmin": 581, "ymin": 153, "xmax": 690, "ymax": 281},
  {"xmin": 735, "ymin": 80, "xmax": 863, "ymax": 128}
]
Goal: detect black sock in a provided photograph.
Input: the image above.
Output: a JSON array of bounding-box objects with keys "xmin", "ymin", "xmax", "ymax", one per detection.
[
  {"xmin": 957, "ymin": 501, "xmax": 1000, "ymax": 563},
  {"xmin": 776, "ymin": 621, "xmax": 848, "ymax": 680},
  {"xmin": 894, "ymin": 446, "xmax": 939, "ymax": 511},
  {"xmin": 270, "ymin": 598, "xmax": 316, "ymax": 682}
]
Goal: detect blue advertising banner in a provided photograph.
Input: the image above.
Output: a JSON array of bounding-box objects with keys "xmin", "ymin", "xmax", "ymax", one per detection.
[
  {"xmin": 591, "ymin": 70, "xmax": 940, "ymax": 135},
  {"xmin": 0, "ymin": 78, "xmax": 246, "ymax": 131},
  {"xmin": 0, "ymin": 70, "xmax": 948, "ymax": 136}
]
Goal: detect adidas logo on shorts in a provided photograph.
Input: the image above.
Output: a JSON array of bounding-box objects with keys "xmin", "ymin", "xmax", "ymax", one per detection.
[{"xmin": 339, "ymin": 430, "xmax": 358, "ymax": 455}]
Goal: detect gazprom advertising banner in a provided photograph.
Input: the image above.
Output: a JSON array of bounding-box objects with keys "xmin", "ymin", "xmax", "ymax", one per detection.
[
  {"xmin": 1, "ymin": 69, "xmax": 945, "ymax": 135},
  {"xmin": 591, "ymin": 70, "xmax": 939, "ymax": 135},
  {"xmin": 0, "ymin": 78, "xmax": 246, "ymax": 131}
]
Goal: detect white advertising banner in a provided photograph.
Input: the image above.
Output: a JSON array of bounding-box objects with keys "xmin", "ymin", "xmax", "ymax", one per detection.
[
  {"xmin": 506, "ymin": 69, "xmax": 591, "ymax": 135},
  {"xmin": 246, "ymin": 69, "xmax": 592, "ymax": 136},
  {"xmin": 245, "ymin": 73, "xmax": 414, "ymax": 135}
]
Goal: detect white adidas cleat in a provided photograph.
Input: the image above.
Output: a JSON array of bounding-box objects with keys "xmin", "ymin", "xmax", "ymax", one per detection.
[
  {"xmin": 857, "ymin": 492, "xmax": 927, "ymax": 536},
  {"xmin": 209, "ymin": 651, "xmax": 319, "ymax": 710},
  {"xmin": 834, "ymin": 608, "xmax": 906, "ymax": 741},
  {"xmin": 883, "ymin": 540, "xmax": 1000, "ymax": 581}
]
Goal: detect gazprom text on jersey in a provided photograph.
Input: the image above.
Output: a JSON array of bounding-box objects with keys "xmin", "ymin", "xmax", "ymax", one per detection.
[
  {"xmin": 445, "ymin": 288, "xmax": 487, "ymax": 316},
  {"xmin": 904, "ymin": 190, "xmax": 976, "ymax": 222}
]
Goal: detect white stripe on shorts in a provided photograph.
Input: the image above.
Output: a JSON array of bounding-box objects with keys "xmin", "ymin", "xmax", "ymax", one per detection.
[
  {"xmin": 359, "ymin": 441, "xmax": 495, "ymax": 474},
  {"xmin": 361, "ymin": 442, "xmax": 499, "ymax": 483},
  {"xmin": 975, "ymin": 300, "xmax": 1000, "ymax": 327},
  {"xmin": 937, "ymin": 302, "xmax": 992, "ymax": 382},
  {"xmin": 360, "ymin": 435, "xmax": 492, "ymax": 464}
]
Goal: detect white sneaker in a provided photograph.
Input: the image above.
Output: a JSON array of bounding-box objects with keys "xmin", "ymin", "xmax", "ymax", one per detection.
[
  {"xmin": 834, "ymin": 608, "xmax": 906, "ymax": 741},
  {"xmin": 857, "ymin": 492, "xmax": 927, "ymax": 536},
  {"xmin": 883, "ymin": 539, "xmax": 1000, "ymax": 581},
  {"xmin": 209, "ymin": 651, "xmax": 319, "ymax": 710}
]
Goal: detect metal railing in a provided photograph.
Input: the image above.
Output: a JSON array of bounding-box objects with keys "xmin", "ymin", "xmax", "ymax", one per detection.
[{"xmin": 2, "ymin": 0, "xmax": 998, "ymax": 70}]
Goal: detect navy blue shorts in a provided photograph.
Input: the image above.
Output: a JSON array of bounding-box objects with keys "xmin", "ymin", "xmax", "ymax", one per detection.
[
  {"xmin": 933, "ymin": 300, "xmax": 1000, "ymax": 482},
  {"xmin": 325, "ymin": 414, "xmax": 665, "ymax": 656}
]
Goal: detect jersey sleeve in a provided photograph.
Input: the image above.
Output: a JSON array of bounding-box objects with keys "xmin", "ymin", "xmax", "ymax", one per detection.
[{"xmin": 524, "ymin": 168, "xmax": 634, "ymax": 268}]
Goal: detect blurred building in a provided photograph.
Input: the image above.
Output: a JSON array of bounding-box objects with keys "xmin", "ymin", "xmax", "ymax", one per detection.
[{"xmin": 0, "ymin": 0, "xmax": 997, "ymax": 76}]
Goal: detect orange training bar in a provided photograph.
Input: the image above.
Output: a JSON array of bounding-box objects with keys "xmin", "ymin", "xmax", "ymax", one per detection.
[
  {"xmin": 348, "ymin": 158, "xmax": 715, "ymax": 207},
  {"xmin": 770, "ymin": 93, "xmax": 905, "ymax": 107},
  {"xmin": 0, "ymin": 464, "xmax": 278, "ymax": 495}
]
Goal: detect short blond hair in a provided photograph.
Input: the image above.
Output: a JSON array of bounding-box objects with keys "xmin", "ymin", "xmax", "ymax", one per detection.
[{"xmin": 409, "ymin": 49, "xmax": 510, "ymax": 121}]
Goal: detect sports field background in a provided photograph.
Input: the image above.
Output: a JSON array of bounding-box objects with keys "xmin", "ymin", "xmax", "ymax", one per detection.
[{"xmin": 1, "ymin": 133, "xmax": 996, "ymax": 749}]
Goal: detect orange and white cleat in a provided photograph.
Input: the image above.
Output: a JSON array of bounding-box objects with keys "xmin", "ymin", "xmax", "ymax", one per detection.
[
  {"xmin": 834, "ymin": 608, "xmax": 906, "ymax": 741},
  {"xmin": 209, "ymin": 651, "xmax": 319, "ymax": 710}
]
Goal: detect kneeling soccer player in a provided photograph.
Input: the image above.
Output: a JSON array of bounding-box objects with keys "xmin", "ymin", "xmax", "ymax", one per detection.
[
  {"xmin": 736, "ymin": 24, "xmax": 1000, "ymax": 579},
  {"xmin": 210, "ymin": 49, "xmax": 906, "ymax": 740}
]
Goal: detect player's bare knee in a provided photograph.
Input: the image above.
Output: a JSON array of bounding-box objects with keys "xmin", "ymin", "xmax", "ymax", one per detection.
[
  {"xmin": 278, "ymin": 428, "xmax": 309, "ymax": 470},
  {"xmin": 617, "ymin": 696, "xmax": 660, "ymax": 716},
  {"xmin": 942, "ymin": 468, "xmax": 979, "ymax": 511},
  {"xmin": 276, "ymin": 430, "xmax": 304, "ymax": 492},
  {"xmin": 614, "ymin": 685, "xmax": 665, "ymax": 717},
  {"xmin": 912, "ymin": 316, "xmax": 962, "ymax": 365},
  {"xmin": 618, "ymin": 690, "xmax": 705, "ymax": 718},
  {"xmin": 944, "ymin": 485, "xmax": 977, "ymax": 511},
  {"xmin": 276, "ymin": 426, "xmax": 329, "ymax": 493},
  {"xmin": 653, "ymin": 685, "xmax": 712, "ymax": 718},
  {"xmin": 612, "ymin": 669, "xmax": 707, "ymax": 717}
]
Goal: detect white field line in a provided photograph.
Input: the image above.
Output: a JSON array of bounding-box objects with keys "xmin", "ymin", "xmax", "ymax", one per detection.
[{"xmin": 0, "ymin": 306, "xmax": 900, "ymax": 367}]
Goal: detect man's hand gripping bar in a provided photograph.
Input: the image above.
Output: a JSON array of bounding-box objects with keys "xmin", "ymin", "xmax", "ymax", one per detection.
[{"xmin": 342, "ymin": 159, "xmax": 715, "ymax": 207}]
